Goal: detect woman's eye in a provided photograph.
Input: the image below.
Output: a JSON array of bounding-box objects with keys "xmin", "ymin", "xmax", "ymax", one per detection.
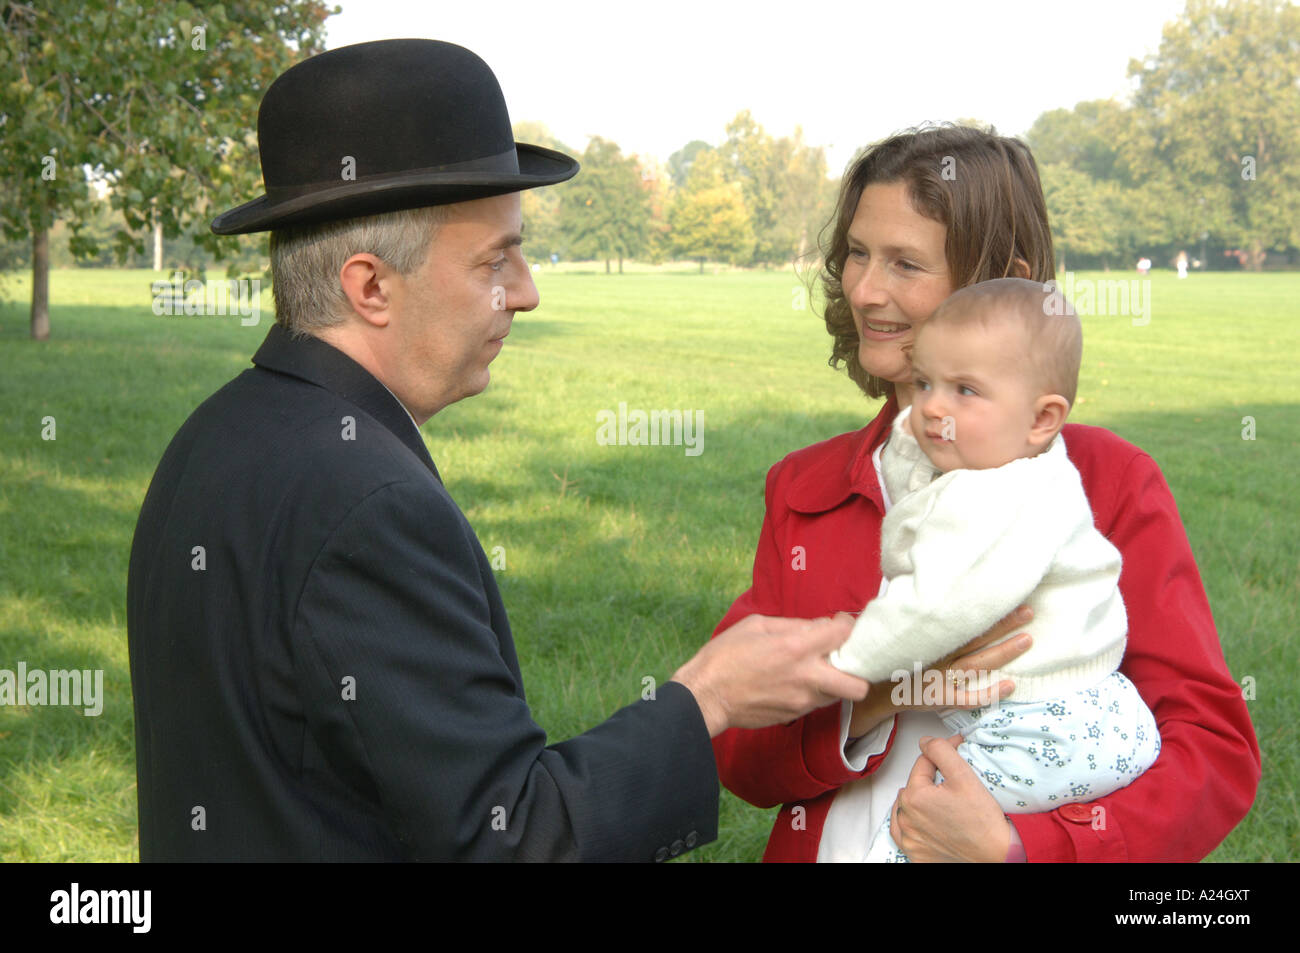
[
  {"xmin": 897, "ymin": 260, "xmax": 919, "ymax": 272},
  {"xmin": 916, "ymin": 378, "xmax": 930, "ymax": 391}
]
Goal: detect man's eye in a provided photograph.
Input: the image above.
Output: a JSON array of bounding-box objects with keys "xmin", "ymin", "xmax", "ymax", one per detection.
[{"xmin": 489, "ymin": 257, "xmax": 507, "ymax": 272}]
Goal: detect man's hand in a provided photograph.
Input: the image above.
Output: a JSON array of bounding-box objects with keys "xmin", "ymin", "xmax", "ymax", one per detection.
[
  {"xmin": 889, "ymin": 734, "xmax": 1011, "ymax": 862},
  {"xmin": 672, "ymin": 614, "xmax": 869, "ymax": 737}
]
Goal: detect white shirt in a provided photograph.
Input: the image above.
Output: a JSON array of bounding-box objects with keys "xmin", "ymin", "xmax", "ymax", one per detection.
[{"xmin": 818, "ymin": 439, "xmax": 946, "ymax": 862}]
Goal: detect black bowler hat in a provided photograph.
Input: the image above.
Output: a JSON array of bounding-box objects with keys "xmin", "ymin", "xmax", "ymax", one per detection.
[{"xmin": 210, "ymin": 39, "xmax": 579, "ymax": 235}]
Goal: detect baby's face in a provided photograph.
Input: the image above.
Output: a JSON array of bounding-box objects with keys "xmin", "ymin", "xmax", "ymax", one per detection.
[{"xmin": 907, "ymin": 318, "xmax": 1041, "ymax": 473}]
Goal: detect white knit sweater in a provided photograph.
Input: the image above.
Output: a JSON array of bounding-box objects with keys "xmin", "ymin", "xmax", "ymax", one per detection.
[{"xmin": 829, "ymin": 406, "xmax": 1127, "ymax": 702}]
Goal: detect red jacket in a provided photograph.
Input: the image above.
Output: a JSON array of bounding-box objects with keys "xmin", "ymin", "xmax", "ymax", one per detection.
[{"xmin": 712, "ymin": 397, "xmax": 1260, "ymax": 862}]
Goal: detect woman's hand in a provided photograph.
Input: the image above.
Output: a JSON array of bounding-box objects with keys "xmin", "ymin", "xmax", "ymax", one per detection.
[
  {"xmin": 848, "ymin": 605, "xmax": 1034, "ymax": 737},
  {"xmin": 890, "ymin": 734, "xmax": 1012, "ymax": 862}
]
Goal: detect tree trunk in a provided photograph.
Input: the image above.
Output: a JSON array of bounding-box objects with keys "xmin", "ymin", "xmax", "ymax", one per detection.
[
  {"xmin": 605, "ymin": 258, "xmax": 610, "ymax": 274},
  {"xmin": 31, "ymin": 227, "xmax": 50, "ymax": 341},
  {"xmin": 154, "ymin": 218, "xmax": 163, "ymax": 271},
  {"xmin": 698, "ymin": 257, "xmax": 704, "ymax": 274},
  {"xmin": 1249, "ymin": 239, "xmax": 1265, "ymax": 272},
  {"xmin": 618, "ymin": 255, "xmax": 623, "ymax": 274}
]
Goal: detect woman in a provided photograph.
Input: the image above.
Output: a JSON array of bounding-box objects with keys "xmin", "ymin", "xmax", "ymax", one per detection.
[{"xmin": 711, "ymin": 125, "xmax": 1260, "ymax": 862}]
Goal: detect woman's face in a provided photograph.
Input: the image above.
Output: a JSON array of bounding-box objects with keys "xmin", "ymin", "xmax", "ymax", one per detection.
[{"xmin": 841, "ymin": 181, "xmax": 953, "ymax": 399}]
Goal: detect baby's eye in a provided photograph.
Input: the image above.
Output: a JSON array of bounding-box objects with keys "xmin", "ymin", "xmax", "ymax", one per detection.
[{"xmin": 958, "ymin": 385, "xmax": 977, "ymax": 396}]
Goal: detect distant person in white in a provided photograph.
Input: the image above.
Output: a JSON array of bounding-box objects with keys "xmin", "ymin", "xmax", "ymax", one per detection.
[{"xmin": 829, "ymin": 278, "xmax": 1160, "ymax": 863}]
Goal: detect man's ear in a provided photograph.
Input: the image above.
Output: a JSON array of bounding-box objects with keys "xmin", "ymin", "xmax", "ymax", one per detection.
[
  {"xmin": 1029, "ymin": 394, "xmax": 1069, "ymax": 451},
  {"xmin": 339, "ymin": 253, "xmax": 395, "ymax": 328}
]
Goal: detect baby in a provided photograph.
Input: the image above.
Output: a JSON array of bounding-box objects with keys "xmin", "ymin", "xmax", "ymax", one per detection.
[{"xmin": 830, "ymin": 277, "xmax": 1160, "ymax": 863}]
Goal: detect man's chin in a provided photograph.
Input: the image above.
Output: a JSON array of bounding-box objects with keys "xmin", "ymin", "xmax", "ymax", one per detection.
[{"xmin": 464, "ymin": 369, "xmax": 492, "ymax": 400}]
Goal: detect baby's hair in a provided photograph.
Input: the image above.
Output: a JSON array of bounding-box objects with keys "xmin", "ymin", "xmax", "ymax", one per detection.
[{"xmin": 923, "ymin": 277, "xmax": 1082, "ymax": 407}]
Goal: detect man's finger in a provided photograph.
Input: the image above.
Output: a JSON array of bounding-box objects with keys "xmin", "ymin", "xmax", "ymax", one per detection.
[
  {"xmin": 794, "ymin": 615, "xmax": 855, "ymax": 653},
  {"xmin": 814, "ymin": 662, "xmax": 870, "ymax": 702}
]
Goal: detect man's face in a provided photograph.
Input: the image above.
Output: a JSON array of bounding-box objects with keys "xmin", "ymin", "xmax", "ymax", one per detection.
[{"xmin": 386, "ymin": 192, "xmax": 538, "ymax": 421}]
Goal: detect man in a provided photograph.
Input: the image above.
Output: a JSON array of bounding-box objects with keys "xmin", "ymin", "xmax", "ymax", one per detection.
[{"xmin": 127, "ymin": 38, "xmax": 869, "ymax": 861}]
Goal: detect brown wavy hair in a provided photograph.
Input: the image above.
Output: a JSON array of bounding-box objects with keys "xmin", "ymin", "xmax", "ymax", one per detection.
[{"xmin": 820, "ymin": 124, "xmax": 1056, "ymax": 398}]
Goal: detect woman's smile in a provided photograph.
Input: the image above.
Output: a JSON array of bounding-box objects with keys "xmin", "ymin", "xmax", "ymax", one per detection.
[{"xmin": 858, "ymin": 317, "xmax": 912, "ymax": 339}]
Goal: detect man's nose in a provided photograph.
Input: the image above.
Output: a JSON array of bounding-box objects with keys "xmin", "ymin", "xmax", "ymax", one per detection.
[{"xmin": 512, "ymin": 261, "xmax": 540, "ymax": 313}]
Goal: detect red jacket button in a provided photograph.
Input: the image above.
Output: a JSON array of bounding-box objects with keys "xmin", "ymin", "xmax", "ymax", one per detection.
[{"xmin": 1058, "ymin": 803, "xmax": 1095, "ymax": 823}]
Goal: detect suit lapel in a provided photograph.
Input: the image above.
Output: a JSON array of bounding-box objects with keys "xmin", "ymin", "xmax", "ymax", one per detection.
[{"xmin": 251, "ymin": 323, "xmax": 442, "ymax": 482}]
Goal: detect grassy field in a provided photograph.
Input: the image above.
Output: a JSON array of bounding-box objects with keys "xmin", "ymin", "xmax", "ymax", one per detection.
[{"xmin": 0, "ymin": 266, "xmax": 1295, "ymax": 861}]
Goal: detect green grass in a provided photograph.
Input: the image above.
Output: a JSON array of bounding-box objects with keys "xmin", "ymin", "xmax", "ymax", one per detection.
[{"xmin": 0, "ymin": 267, "xmax": 1295, "ymax": 861}]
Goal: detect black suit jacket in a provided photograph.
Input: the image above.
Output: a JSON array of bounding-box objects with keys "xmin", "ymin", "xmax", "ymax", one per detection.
[{"xmin": 127, "ymin": 323, "xmax": 718, "ymax": 861}]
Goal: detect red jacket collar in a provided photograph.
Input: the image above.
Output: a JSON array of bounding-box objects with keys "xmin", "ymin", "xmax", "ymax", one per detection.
[{"xmin": 785, "ymin": 394, "xmax": 898, "ymax": 515}]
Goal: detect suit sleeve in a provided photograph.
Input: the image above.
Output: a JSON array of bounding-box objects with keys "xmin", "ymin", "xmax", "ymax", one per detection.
[
  {"xmin": 290, "ymin": 478, "xmax": 718, "ymax": 861},
  {"xmin": 1011, "ymin": 451, "xmax": 1260, "ymax": 861},
  {"xmin": 711, "ymin": 462, "xmax": 896, "ymax": 809}
]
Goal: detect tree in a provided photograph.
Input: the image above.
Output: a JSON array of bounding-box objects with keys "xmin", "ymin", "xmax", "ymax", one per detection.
[
  {"xmin": 512, "ymin": 121, "xmax": 575, "ymax": 263},
  {"xmin": 669, "ymin": 151, "xmax": 754, "ymax": 273},
  {"xmin": 669, "ymin": 184, "xmax": 752, "ymax": 272},
  {"xmin": 1040, "ymin": 163, "xmax": 1122, "ymax": 271},
  {"xmin": 0, "ymin": 0, "xmax": 336, "ymax": 339},
  {"xmin": 1025, "ymin": 101, "xmax": 1131, "ymax": 184},
  {"xmin": 772, "ymin": 127, "xmax": 836, "ymax": 265},
  {"xmin": 718, "ymin": 111, "xmax": 832, "ymax": 267},
  {"xmin": 667, "ymin": 139, "xmax": 710, "ymax": 189},
  {"xmin": 557, "ymin": 136, "xmax": 651, "ymax": 273},
  {"xmin": 636, "ymin": 155, "xmax": 673, "ymax": 265},
  {"xmin": 1122, "ymin": 0, "xmax": 1300, "ymax": 269}
]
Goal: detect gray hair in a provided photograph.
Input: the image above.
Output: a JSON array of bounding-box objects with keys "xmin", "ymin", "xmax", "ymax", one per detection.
[{"xmin": 268, "ymin": 205, "xmax": 449, "ymax": 336}]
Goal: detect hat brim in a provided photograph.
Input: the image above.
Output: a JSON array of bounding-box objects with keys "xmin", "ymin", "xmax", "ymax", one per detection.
[{"xmin": 210, "ymin": 143, "xmax": 578, "ymax": 235}]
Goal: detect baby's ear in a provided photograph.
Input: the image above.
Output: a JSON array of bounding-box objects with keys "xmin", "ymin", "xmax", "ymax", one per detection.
[{"xmin": 1030, "ymin": 394, "xmax": 1069, "ymax": 450}]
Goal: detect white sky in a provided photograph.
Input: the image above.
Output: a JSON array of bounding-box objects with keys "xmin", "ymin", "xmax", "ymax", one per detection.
[{"xmin": 326, "ymin": 0, "xmax": 1189, "ymax": 175}]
